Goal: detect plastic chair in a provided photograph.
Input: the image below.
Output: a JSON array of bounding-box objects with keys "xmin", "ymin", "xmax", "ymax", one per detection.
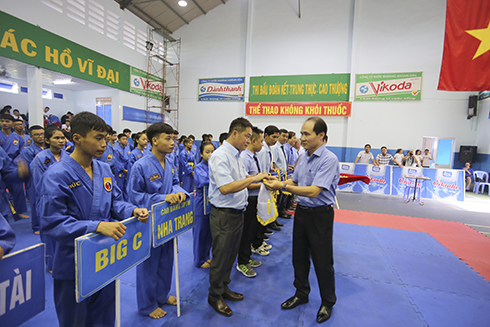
[
  {"xmin": 473, "ymin": 171, "xmax": 490, "ymax": 195},
  {"xmin": 403, "ymin": 179, "xmax": 422, "ymax": 203}
]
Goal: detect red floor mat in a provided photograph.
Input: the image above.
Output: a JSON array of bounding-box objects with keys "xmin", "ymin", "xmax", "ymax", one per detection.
[{"xmin": 336, "ymin": 209, "xmax": 490, "ymax": 281}]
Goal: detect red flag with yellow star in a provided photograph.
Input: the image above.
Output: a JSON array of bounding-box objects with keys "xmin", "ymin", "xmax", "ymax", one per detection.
[{"xmin": 438, "ymin": 0, "xmax": 490, "ymax": 91}]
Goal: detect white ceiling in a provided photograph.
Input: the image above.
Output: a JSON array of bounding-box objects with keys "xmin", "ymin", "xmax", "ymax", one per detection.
[{"xmin": 0, "ymin": 56, "xmax": 112, "ymax": 91}]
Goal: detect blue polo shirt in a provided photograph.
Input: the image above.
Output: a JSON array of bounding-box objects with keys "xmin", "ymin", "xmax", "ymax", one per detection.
[
  {"xmin": 208, "ymin": 140, "xmax": 248, "ymax": 210},
  {"xmin": 293, "ymin": 145, "xmax": 339, "ymax": 207}
]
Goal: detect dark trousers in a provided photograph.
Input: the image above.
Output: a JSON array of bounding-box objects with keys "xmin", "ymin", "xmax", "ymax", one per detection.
[
  {"xmin": 54, "ymin": 279, "xmax": 115, "ymax": 327},
  {"xmin": 293, "ymin": 205, "xmax": 337, "ymax": 307},
  {"xmin": 238, "ymin": 196, "xmax": 258, "ymax": 265},
  {"xmin": 208, "ymin": 207, "xmax": 244, "ymax": 302}
]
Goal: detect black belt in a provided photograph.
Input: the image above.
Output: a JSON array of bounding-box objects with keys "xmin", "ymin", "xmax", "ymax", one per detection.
[
  {"xmin": 212, "ymin": 206, "xmax": 245, "ymax": 214},
  {"xmin": 297, "ymin": 204, "xmax": 333, "ymax": 213}
]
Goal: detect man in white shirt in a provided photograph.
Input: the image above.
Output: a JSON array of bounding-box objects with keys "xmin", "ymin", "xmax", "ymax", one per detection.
[{"xmin": 354, "ymin": 144, "xmax": 376, "ymax": 165}]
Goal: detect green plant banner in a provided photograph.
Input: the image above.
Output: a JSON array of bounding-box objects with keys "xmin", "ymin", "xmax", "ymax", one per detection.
[
  {"xmin": 0, "ymin": 10, "xmax": 130, "ymax": 91},
  {"xmin": 355, "ymin": 72, "xmax": 422, "ymax": 101},
  {"xmin": 249, "ymin": 74, "xmax": 350, "ymax": 101}
]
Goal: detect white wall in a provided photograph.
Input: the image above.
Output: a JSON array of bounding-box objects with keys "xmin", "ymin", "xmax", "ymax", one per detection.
[{"xmin": 173, "ymin": 0, "xmax": 480, "ymax": 156}]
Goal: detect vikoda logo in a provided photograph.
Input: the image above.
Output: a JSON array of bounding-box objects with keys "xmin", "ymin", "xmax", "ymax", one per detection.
[{"xmin": 369, "ymin": 81, "xmax": 413, "ymax": 96}]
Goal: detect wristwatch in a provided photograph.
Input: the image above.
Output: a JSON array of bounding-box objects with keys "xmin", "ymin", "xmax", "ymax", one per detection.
[{"xmin": 281, "ymin": 183, "xmax": 288, "ymax": 192}]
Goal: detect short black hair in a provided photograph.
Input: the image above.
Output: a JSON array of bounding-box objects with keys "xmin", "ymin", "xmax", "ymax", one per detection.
[
  {"xmin": 147, "ymin": 122, "xmax": 174, "ymax": 146},
  {"xmin": 0, "ymin": 114, "xmax": 14, "ymax": 121},
  {"xmin": 381, "ymin": 146, "xmax": 387, "ymax": 150},
  {"xmin": 179, "ymin": 135, "xmax": 187, "ymax": 143},
  {"xmin": 71, "ymin": 112, "xmax": 107, "ymax": 137},
  {"xmin": 183, "ymin": 138, "xmax": 192, "ymax": 145},
  {"xmin": 63, "ymin": 130, "xmax": 72, "ymax": 141},
  {"xmin": 67, "ymin": 111, "xmax": 74, "ymax": 115},
  {"xmin": 264, "ymin": 125, "xmax": 279, "ymax": 136},
  {"xmin": 3, "ymin": 105, "xmax": 12, "ymax": 110},
  {"xmin": 106, "ymin": 124, "xmax": 113, "ymax": 134},
  {"xmin": 202, "ymin": 134, "xmax": 209, "ymax": 142},
  {"xmin": 123, "ymin": 128, "xmax": 131, "ymax": 134},
  {"xmin": 219, "ymin": 132, "xmax": 228, "ymax": 144},
  {"xmin": 279, "ymin": 128, "xmax": 288, "ymax": 135},
  {"xmin": 228, "ymin": 117, "xmax": 253, "ymax": 136},
  {"xmin": 188, "ymin": 134, "xmax": 195, "ymax": 140},
  {"xmin": 305, "ymin": 117, "xmax": 327, "ymax": 137},
  {"xmin": 13, "ymin": 119, "xmax": 23, "ymax": 124},
  {"xmin": 424, "ymin": 148, "xmax": 429, "ymax": 151},
  {"xmin": 288, "ymin": 131, "xmax": 296, "ymax": 139},
  {"xmin": 365, "ymin": 144, "xmax": 371, "ymax": 148},
  {"xmin": 173, "ymin": 130, "xmax": 179, "ymax": 135},
  {"xmin": 29, "ymin": 125, "xmax": 44, "ymax": 134},
  {"xmin": 251, "ymin": 126, "xmax": 263, "ymax": 141},
  {"xmin": 117, "ymin": 133, "xmax": 127, "ymax": 140},
  {"xmin": 13, "ymin": 109, "xmax": 19, "ymax": 113}
]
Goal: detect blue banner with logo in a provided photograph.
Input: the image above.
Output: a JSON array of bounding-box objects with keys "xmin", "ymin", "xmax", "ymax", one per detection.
[
  {"xmin": 392, "ymin": 166, "xmax": 425, "ymax": 197},
  {"xmin": 75, "ymin": 216, "xmax": 151, "ymax": 303},
  {"xmin": 0, "ymin": 244, "xmax": 45, "ymax": 327},
  {"xmin": 203, "ymin": 186, "xmax": 211, "ymax": 216},
  {"xmin": 151, "ymin": 195, "xmax": 195, "ymax": 247},
  {"xmin": 424, "ymin": 169, "xmax": 464, "ymax": 201},
  {"xmin": 479, "ymin": 91, "xmax": 490, "ymax": 101},
  {"xmin": 122, "ymin": 106, "xmax": 163, "ymax": 124},
  {"xmin": 338, "ymin": 163, "xmax": 390, "ymax": 194},
  {"xmin": 198, "ymin": 77, "xmax": 245, "ymax": 101}
]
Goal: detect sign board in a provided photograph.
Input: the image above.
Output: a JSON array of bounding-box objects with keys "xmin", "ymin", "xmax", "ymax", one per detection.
[
  {"xmin": 0, "ymin": 243, "xmax": 45, "ymax": 327},
  {"xmin": 75, "ymin": 216, "xmax": 151, "ymax": 303},
  {"xmin": 246, "ymin": 101, "xmax": 351, "ymax": 116},
  {"xmin": 249, "ymin": 74, "xmax": 350, "ymax": 102},
  {"xmin": 151, "ymin": 195, "xmax": 195, "ymax": 247},
  {"xmin": 122, "ymin": 106, "xmax": 163, "ymax": 124},
  {"xmin": 355, "ymin": 72, "xmax": 422, "ymax": 101},
  {"xmin": 130, "ymin": 67, "xmax": 163, "ymax": 100},
  {"xmin": 0, "ymin": 10, "xmax": 130, "ymax": 91},
  {"xmin": 198, "ymin": 77, "xmax": 244, "ymax": 101},
  {"xmin": 203, "ymin": 186, "xmax": 211, "ymax": 215}
]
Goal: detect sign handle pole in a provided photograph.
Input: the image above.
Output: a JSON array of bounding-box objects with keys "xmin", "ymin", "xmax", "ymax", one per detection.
[
  {"xmin": 174, "ymin": 237, "xmax": 181, "ymax": 317},
  {"xmin": 115, "ymin": 277, "xmax": 121, "ymax": 327}
]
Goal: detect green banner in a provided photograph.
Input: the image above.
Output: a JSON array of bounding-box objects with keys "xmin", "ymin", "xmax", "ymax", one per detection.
[
  {"xmin": 249, "ymin": 74, "xmax": 350, "ymax": 102},
  {"xmin": 130, "ymin": 67, "xmax": 163, "ymax": 100},
  {"xmin": 0, "ymin": 10, "xmax": 130, "ymax": 91},
  {"xmin": 355, "ymin": 72, "xmax": 422, "ymax": 101}
]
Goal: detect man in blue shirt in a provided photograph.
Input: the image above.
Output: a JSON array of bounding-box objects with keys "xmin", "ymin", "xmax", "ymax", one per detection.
[
  {"xmin": 208, "ymin": 118, "xmax": 269, "ymax": 317},
  {"xmin": 265, "ymin": 117, "xmax": 339, "ymax": 324},
  {"xmin": 463, "ymin": 161, "xmax": 474, "ymax": 191}
]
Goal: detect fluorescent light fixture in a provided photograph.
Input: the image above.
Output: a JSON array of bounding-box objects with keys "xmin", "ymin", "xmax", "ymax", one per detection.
[
  {"xmin": 178, "ymin": 0, "xmax": 187, "ymax": 7},
  {"xmin": 52, "ymin": 79, "xmax": 73, "ymax": 85}
]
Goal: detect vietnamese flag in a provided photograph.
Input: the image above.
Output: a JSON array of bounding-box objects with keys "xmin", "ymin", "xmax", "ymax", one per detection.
[{"xmin": 438, "ymin": 0, "xmax": 490, "ymax": 91}]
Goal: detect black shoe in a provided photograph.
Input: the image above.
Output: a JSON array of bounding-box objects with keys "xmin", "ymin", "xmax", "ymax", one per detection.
[
  {"xmin": 222, "ymin": 289, "xmax": 244, "ymax": 301},
  {"xmin": 281, "ymin": 295, "xmax": 308, "ymax": 310},
  {"xmin": 269, "ymin": 223, "xmax": 281, "ymax": 231},
  {"xmin": 208, "ymin": 298, "xmax": 233, "ymax": 317},
  {"xmin": 276, "ymin": 221, "xmax": 284, "ymax": 227},
  {"xmin": 316, "ymin": 305, "xmax": 332, "ymax": 323}
]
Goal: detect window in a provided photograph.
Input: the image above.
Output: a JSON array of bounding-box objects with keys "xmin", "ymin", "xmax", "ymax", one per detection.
[{"xmin": 96, "ymin": 98, "xmax": 112, "ymax": 125}]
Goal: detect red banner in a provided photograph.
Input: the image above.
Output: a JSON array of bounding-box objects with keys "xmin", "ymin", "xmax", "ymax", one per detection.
[
  {"xmin": 246, "ymin": 102, "xmax": 351, "ymax": 117},
  {"xmin": 438, "ymin": 0, "xmax": 490, "ymax": 91}
]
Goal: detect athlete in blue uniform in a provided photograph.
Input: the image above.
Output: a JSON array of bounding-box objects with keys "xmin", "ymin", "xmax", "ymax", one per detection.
[
  {"xmin": 114, "ymin": 134, "xmax": 131, "ymax": 200},
  {"xmin": 179, "ymin": 138, "xmax": 195, "ymax": 193},
  {"xmin": 96, "ymin": 125, "xmax": 116, "ymax": 175},
  {"xmin": 193, "ymin": 141, "xmax": 214, "ymax": 268},
  {"xmin": 38, "ymin": 112, "xmax": 149, "ymax": 327},
  {"xmin": 129, "ymin": 132, "xmax": 149, "ymax": 168},
  {"xmin": 127, "ymin": 122, "xmax": 188, "ymax": 319},
  {"xmin": 20, "ymin": 125, "xmax": 45, "ymax": 233},
  {"xmin": 31, "ymin": 125, "xmax": 66, "ymax": 271}
]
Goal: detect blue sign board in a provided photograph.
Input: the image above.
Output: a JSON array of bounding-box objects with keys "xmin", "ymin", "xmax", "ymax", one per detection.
[
  {"xmin": 151, "ymin": 195, "xmax": 195, "ymax": 247},
  {"xmin": 122, "ymin": 105, "xmax": 163, "ymax": 124},
  {"xmin": 75, "ymin": 216, "xmax": 151, "ymax": 302},
  {"xmin": 479, "ymin": 91, "xmax": 489, "ymax": 101},
  {"xmin": 203, "ymin": 186, "xmax": 211, "ymax": 215},
  {"xmin": 0, "ymin": 244, "xmax": 45, "ymax": 327},
  {"xmin": 198, "ymin": 77, "xmax": 245, "ymax": 101}
]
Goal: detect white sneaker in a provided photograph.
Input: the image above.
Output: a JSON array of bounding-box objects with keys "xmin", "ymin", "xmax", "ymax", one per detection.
[
  {"xmin": 261, "ymin": 242, "xmax": 272, "ymax": 250},
  {"xmin": 251, "ymin": 246, "xmax": 270, "ymax": 256}
]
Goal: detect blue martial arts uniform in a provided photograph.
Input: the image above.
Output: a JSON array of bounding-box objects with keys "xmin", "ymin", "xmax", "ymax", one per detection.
[
  {"xmin": 129, "ymin": 147, "xmax": 146, "ymax": 168},
  {"xmin": 179, "ymin": 148, "xmax": 195, "ymax": 193},
  {"xmin": 31, "ymin": 149, "xmax": 65, "ymax": 271},
  {"xmin": 97, "ymin": 142, "xmax": 116, "ymax": 175},
  {"xmin": 192, "ymin": 160, "xmax": 212, "ymax": 267},
  {"xmin": 20, "ymin": 143, "xmax": 44, "ymax": 231},
  {"xmin": 38, "ymin": 155, "xmax": 136, "ymax": 327},
  {"xmin": 115, "ymin": 143, "xmax": 131, "ymax": 200},
  {"xmin": 0, "ymin": 130, "xmax": 27, "ymax": 218},
  {"xmin": 127, "ymin": 152, "xmax": 188, "ymax": 315},
  {"xmin": 0, "ymin": 213, "xmax": 15, "ymax": 255}
]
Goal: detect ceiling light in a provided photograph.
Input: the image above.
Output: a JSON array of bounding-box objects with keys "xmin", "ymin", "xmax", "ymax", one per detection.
[
  {"xmin": 52, "ymin": 79, "xmax": 73, "ymax": 85},
  {"xmin": 178, "ymin": 0, "xmax": 187, "ymax": 7}
]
